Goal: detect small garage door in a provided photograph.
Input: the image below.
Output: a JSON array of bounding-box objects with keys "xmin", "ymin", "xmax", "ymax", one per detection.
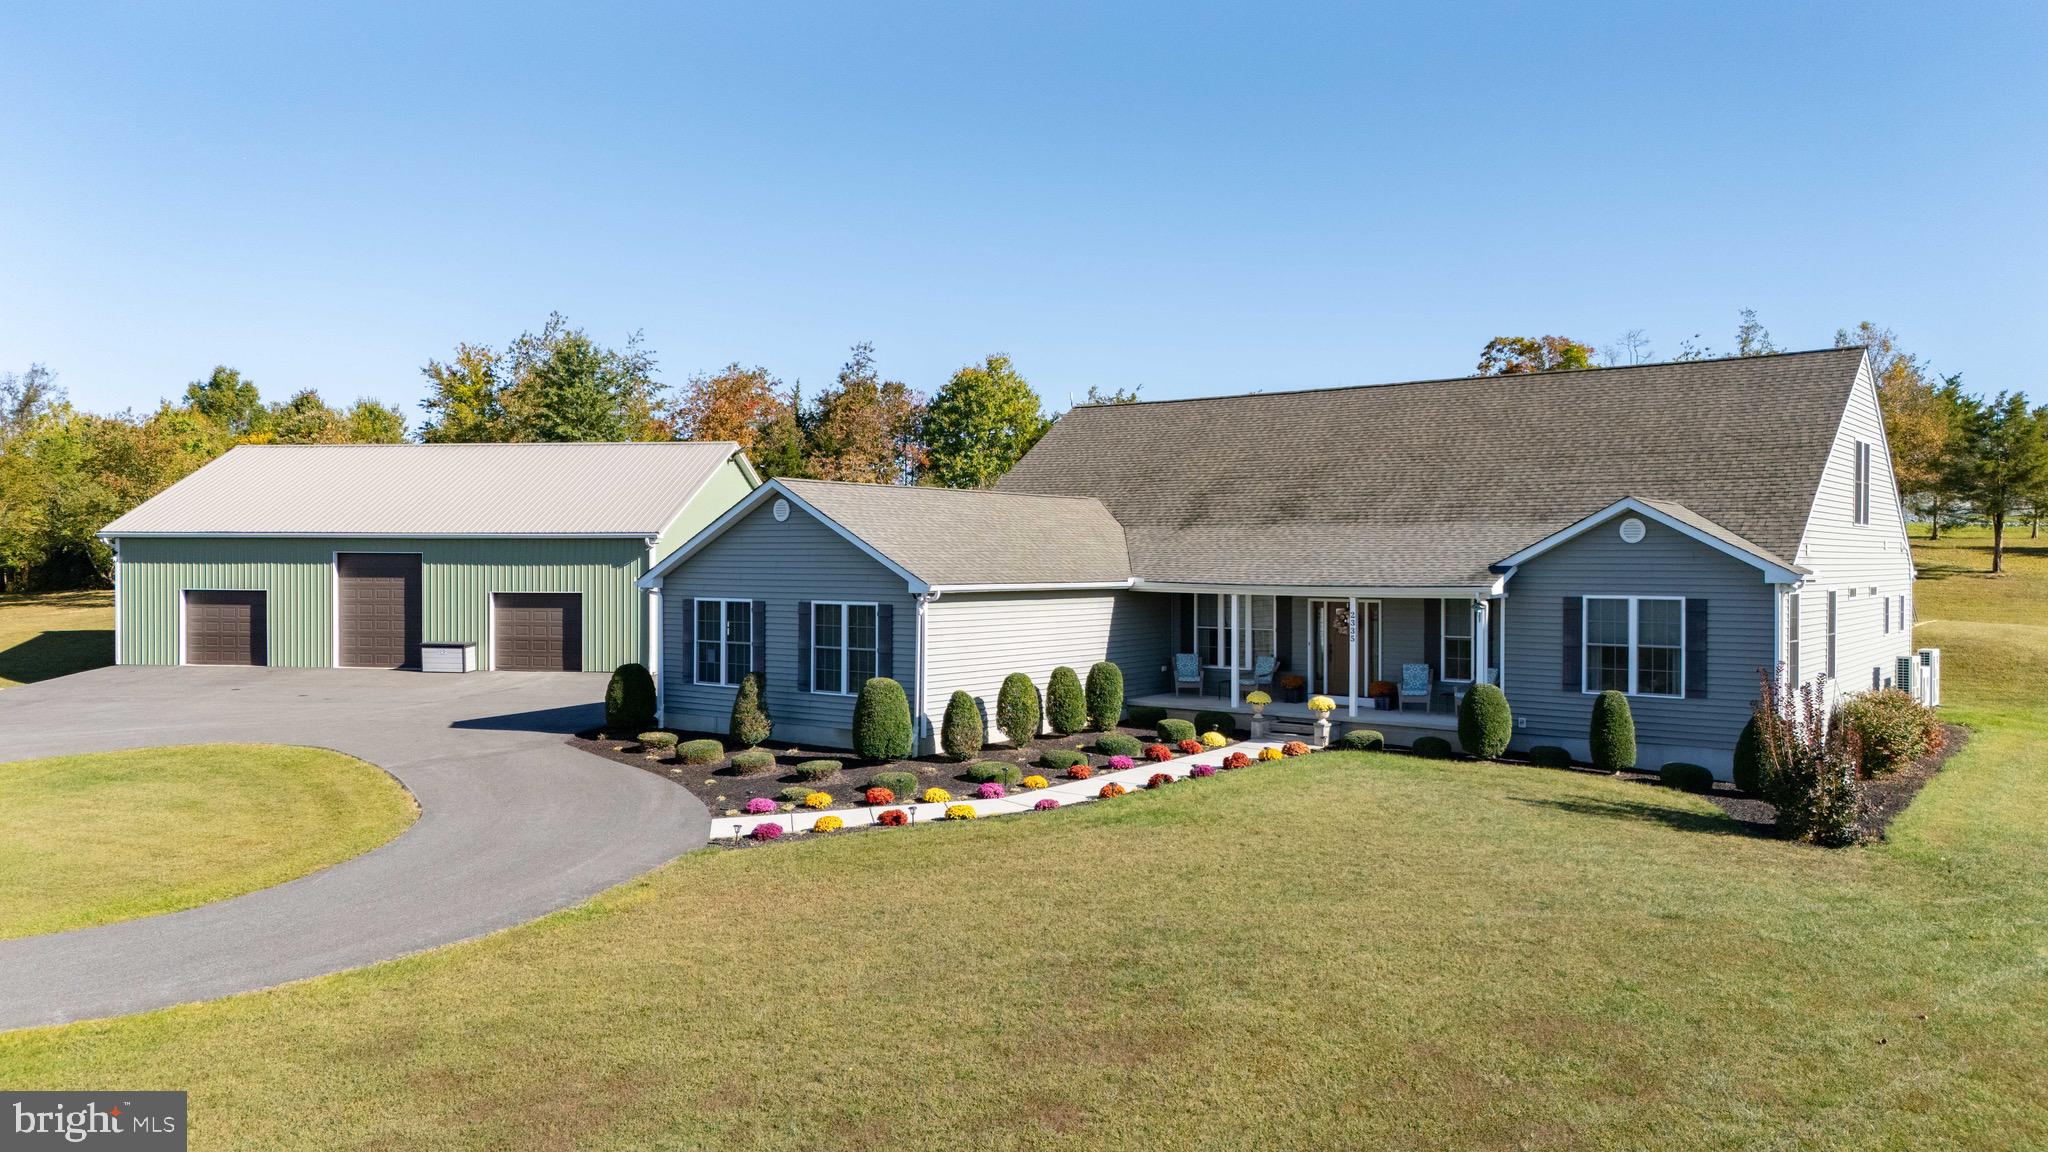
[
  {"xmin": 493, "ymin": 593, "xmax": 581, "ymax": 671},
  {"xmin": 185, "ymin": 590, "xmax": 267, "ymax": 666},
  {"xmin": 338, "ymin": 552, "xmax": 422, "ymax": 669}
]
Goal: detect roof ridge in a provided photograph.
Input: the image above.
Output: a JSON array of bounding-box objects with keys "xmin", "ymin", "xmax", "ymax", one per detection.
[
  {"xmin": 228, "ymin": 440, "xmax": 740, "ymax": 448},
  {"xmin": 780, "ymin": 477, "xmax": 1109, "ymax": 505}
]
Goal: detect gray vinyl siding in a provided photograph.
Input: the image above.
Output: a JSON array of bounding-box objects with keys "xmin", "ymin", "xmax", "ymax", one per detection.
[
  {"xmin": 1504, "ymin": 511, "xmax": 1774, "ymax": 777},
  {"xmin": 923, "ymin": 590, "xmax": 1171, "ymax": 745},
  {"xmin": 1283, "ymin": 596, "xmax": 1427, "ymax": 692},
  {"xmin": 658, "ymin": 498, "xmax": 914, "ymax": 749},
  {"xmin": 1788, "ymin": 359, "xmax": 1919, "ymax": 702}
]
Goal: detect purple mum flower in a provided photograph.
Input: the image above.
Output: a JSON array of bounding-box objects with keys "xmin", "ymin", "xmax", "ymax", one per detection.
[
  {"xmin": 977, "ymin": 781, "xmax": 1007, "ymax": 799},
  {"xmin": 1107, "ymin": 755, "xmax": 1136, "ymax": 771},
  {"xmin": 1033, "ymin": 797, "xmax": 1060, "ymax": 811},
  {"xmin": 1190, "ymin": 763, "xmax": 1217, "ymax": 777},
  {"xmin": 749, "ymin": 822, "xmax": 784, "ymax": 840},
  {"xmin": 744, "ymin": 797, "xmax": 777, "ymax": 814}
]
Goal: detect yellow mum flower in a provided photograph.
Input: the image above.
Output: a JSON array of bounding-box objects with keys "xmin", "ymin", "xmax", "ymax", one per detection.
[
  {"xmin": 1021, "ymin": 774, "xmax": 1049, "ymax": 790},
  {"xmin": 1201, "ymin": 731, "xmax": 1229, "ymax": 749},
  {"xmin": 803, "ymin": 791, "xmax": 833, "ymax": 810},
  {"xmin": 944, "ymin": 804, "xmax": 977, "ymax": 820},
  {"xmin": 922, "ymin": 787, "xmax": 952, "ymax": 804},
  {"xmin": 1308, "ymin": 695, "xmax": 1337, "ymax": 714},
  {"xmin": 1245, "ymin": 690, "xmax": 1272, "ymax": 706},
  {"xmin": 813, "ymin": 814, "xmax": 844, "ymax": 832},
  {"xmin": 1258, "ymin": 746, "xmax": 1284, "ymax": 761}
]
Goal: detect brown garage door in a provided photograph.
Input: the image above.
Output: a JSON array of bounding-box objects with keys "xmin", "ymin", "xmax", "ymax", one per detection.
[
  {"xmin": 493, "ymin": 593, "xmax": 581, "ymax": 671},
  {"xmin": 185, "ymin": 590, "xmax": 267, "ymax": 666},
  {"xmin": 337, "ymin": 552, "xmax": 422, "ymax": 668}
]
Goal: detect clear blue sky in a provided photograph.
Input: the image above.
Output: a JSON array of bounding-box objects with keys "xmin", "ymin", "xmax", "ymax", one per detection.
[{"xmin": 4, "ymin": 2, "xmax": 2042, "ymax": 424}]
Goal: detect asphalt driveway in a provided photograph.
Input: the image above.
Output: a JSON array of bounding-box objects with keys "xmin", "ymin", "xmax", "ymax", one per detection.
[{"xmin": 0, "ymin": 665, "xmax": 708, "ymax": 1030}]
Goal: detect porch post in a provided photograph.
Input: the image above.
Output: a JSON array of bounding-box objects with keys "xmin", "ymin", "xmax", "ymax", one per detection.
[
  {"xmin": 1228, "ymin": 593, "xmax": 1241, "ymax": 704},
  {"xmin": 1474, "ymin": 597, "xmax": 1491, "ymax": 687},
  {"xmin": 1347, "ymin": 595, "xmax": 1359, "ymax": 718}
]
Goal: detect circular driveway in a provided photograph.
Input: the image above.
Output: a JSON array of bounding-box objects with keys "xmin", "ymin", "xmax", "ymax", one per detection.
[{"xmin": 0, "ymin": 666, "xmax": 708, "ymax": 1030}]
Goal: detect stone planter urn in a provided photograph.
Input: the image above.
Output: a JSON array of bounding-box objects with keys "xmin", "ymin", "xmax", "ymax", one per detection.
[{"xmin": 1312, "ymin": 716, "xmax": 1331, "ymax": 748}]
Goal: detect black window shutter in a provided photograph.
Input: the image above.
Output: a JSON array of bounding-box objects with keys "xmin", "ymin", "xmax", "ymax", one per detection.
[
  {"xmin": 681, "ymin": 598, "xmax": 696, "ymax": 683},
  {"xmin": 877, "ymin": 603, "xmax": 896, "ymax": 681},
  {"xmin": 752, "ymin": 600, "xmax": 767, "ymax": 674},
  {"xmin": 1561, "ymin": 597, "xmax": 1581, "ymax": 690},
  {"xmin": 1276, "ymin": 596, "xmax": 1294, "ymax": 671},
  {"xmin": 1685, "ymin": 598, "xmax": 1708, "ymax": 698},
  {"xmin": 796, "ymin": 600, "xmax": 811, "ymax": 692},
  {"xmin": 1423, "ymin": 598, "xmax": 1441, "ymax": 680}
]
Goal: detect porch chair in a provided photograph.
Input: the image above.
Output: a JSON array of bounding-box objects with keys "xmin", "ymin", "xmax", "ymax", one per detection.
[
  {"xmin": 1173, "ymin": 652, "xmax": 1204, "ymax": 697},
  {"xmin": 1245, "ymin": 655, "xmax": 1278, "ymax": 693},
  {"xmin": 1397, "ymin": 663, "xmax": 1432, "ymax": 712}
]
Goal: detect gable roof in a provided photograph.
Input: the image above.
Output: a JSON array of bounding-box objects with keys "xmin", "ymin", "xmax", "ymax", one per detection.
[
  {"xmin": 101, "ymin": 441, "xmax": 754, "ymax": 538},
  {"xmin": 1494, "ymin": 497, "xmax": 1806, "ymax": 583},
  {"xmin": 999, "ymin": 348, "xmax": 1864, "ymax": 588},
  {"xmin": 642, "ymin": 478, "xmax": 1132, "ymax": 592}
]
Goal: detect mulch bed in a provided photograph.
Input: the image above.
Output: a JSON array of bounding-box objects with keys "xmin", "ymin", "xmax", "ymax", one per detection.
[{"xmin": 566, "ymin": 722, "xmax": 1179, "ymax": 819}]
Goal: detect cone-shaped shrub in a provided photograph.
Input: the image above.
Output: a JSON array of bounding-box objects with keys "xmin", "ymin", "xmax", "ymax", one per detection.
[
  {"xmin": 1085, "ymin": 661, "xmax": 1124, "ymax": 731},
  {"xmin": 1732, "ymin": 716, "xmax": 1764, "ymax": 793},
  {"xmin": 1589, "ymin": 690, "xmax": 1636, "ymax": 772},
  {"xmin": 853, "ymin": 677, "xmax": 913, "ymax": 761},
  {"xmin": 1456, "ymin": 683, "xmax": 1512, "ymax": 759},
  {"xmin": 996, "ymin": 673, "xmax": 1042, "ymax": 746},
  {"xmin": 1046, "ymin": 666, "xmax": 1088, "ymax": 735},
  {"xmin": 605, "ymin": 663, "xmax": 656, "ymax": 730},
  {"xmin": 728, "ymin": 671, "xmax": 772, "ymax": 748},
  {"xmin": 941, "ymin": 690, "xmax": 984, "ymax": 760}
]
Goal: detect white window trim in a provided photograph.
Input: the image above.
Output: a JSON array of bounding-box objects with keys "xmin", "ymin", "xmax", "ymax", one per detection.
[
  {"xmin": 1580, "ymin": 595, "xmax": 1686, "ymax": 699},
  {"xmin": 1193, "ymin": 593, "xmax": 1275, "ymax": 670},
  {"xmin": 692, "ymin": 598, "xmax": 753, "ymax": 687},
  {"xmin": 811, "ymin": 600, "xmax": 879, "ymax": 697},
  {"xmin": 1853, "ymin": 441, "xmax": 1873, "ymax": 526},
  {"xmin": 1440, "ymin": 597, "xmax": 1475, "ymax": 684}
]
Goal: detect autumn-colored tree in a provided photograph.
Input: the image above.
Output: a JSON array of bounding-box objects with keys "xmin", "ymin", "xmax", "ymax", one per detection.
[
  {"xmin": 183, "ymin": 366, "xmax": 265, "ymax": 436},
  {"xmin": 418, "ymin": 343, "xmax": 508, "ymax": 443},
  {"xmin": 1834, "ymin": 323, "xmax": 1972, "ymax": 536},
  {"xmin": 670, "ymin": 363, "xmax": 791, "ymax": 453},
  {"xmin": 920, "ymin": 353, "xmax": 1048, "ymax": 488},
  {"xmin": 418, "ymin": 314, "xmax": 669, "ymax": 443},
  {"xmin": 807, "ymin": 342, "xmax": 925, "ymax": 483},
  {"xmin": 1475, "ymin": 336, "xmax": 1597, "ymax": 375}
]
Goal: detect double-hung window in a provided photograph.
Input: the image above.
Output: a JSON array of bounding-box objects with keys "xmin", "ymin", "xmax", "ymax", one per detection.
[
  {"xmin": 811, "ymin": 602, "xmax": 878, "ymax": 695},
  {"xmin": 694, "ymin": 599, "xmax": 752, "ymax": 686},
  {"xmin": 1826, "ymin": 591, "xmax": 1839, "ymax": 678},
  {"xmin": 1192, "ymin": 594, "xmax": 1276, "ymax": 667},
  {"xmin": 1786, "ymin": 593, "xmax": 1802, "ymax": 687},
  {"xmin": 1582, "ymin": 596, "xmax": 1684, "ymax": 698},
  {"xmin": 1440, "ymin": 598, "xmax": 1474, "ymax": 682},
  {"xmin": 1853, "ymin": 441, "xmax": 1872, "ymax": 525}
]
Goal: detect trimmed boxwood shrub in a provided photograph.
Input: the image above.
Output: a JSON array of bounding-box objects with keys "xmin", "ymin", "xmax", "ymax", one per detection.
[
  {"xmin": 730, "ymin": 748, "xmax": 776, "ymax": 775},
  {"xmin": 636, "ymin": 731, "xmax": 678, "ymax": 753},
  {"xmin": 1085, "ymin": 661, "xmax": 1124, "ymax": 731},
  {"xmin": 1157, "ymin": 717, "xmax": 1197, "ymax": 744},
  {"xmin": 1038, "ymin": 748, "xmax": 1089, "ymax": 772},
  {"xmin": 605, "ymin": 663, "xmax": 656, "ymax": 730},
  {"xmin": 728, "ymin": 671, "xmax": 772, "ymax": 748},
  {"xmin": 1193, "ymin": 711, "xmax": 1237, "ymax": 739},
  {"xmin": 1411, "ymin": 735, "xmax": 1456, "ymax": 759},
  {"xmin": 777, "ymin": 784, "xmax": 814, "ymax": 802},
  {"xmin": 1456, "ymin": 684, "xmax": 1513, "ymax": 759},
  {"xmin": 1336, "ymin": 729, "xmax": 1384, "ymax": 752},
  {"xmin": 1660, "ymin": 762, "xmax": 1715, "ymax": 793},
  {"xmin": 1047, "ymin": 666, "xmax": 1088, "ymax": 735},
  {"xmin": 793, "ymin": 759, "xmax": 840, "ymax": 782},
  {"xmin": 1732, "ymin": 716, "xmax": 1764, "ymax": 793},
  {"xmin": 678, "ymin": 738, "xmax": 724, "ymax": 766},
  {"xmin": 996, "ymin": 673, "xmax": 1042, "ymax": 746},
  {"xmin": 869, "ymin": 770, "xmax": 919, "ymax": 798},
  {"xmin": 964, "ymin": 760, "xmax": 1023, "ymax": 786},
  {"xmin": 1124, "ymin": 704, "xmax": 1168, "ymax": 729},
  {"xmin": 1095, "ymin": 732, "xmax": 1143, "ymax": 758},
  {"xmin": 941, "ymin": 690, "xmax": 984, "ymax": 760},
  {"xmin": 1528, "ymin": 745, "xmax": 1573, "ymax": 769},
  {"xmin": 853, "ymin": 677, "xmax": 914, "ymax": 761},
  {"xmin": 1589, "ymin": 690, "xmax": 1637, "ymax": 772}
]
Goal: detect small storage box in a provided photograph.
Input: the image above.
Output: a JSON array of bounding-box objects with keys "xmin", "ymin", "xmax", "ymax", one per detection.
[{"xmin": 421, "ymin": 642, "xmax": 478, "ymax": 673}]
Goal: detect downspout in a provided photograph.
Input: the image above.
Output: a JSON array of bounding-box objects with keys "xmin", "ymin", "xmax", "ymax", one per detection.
[
  {"xmin": 110, "ymin": 538, "xmax": 122, "ymax": 666},
  {"xmin": 1770, "ymin": 584, "xmax": 1784, "ymax": 692},
  {"xmin": 915, "ymin": 590, "xmax": 941, "ymax": 754},
  {"xmin": 645, "ymin": 538, "xmax": 663, "ymax": 726}
]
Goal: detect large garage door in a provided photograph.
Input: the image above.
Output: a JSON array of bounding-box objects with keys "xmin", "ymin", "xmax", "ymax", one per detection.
[
  {"xmin": 185, "ymin": 590, "xmax": 267, "ymax": 666},
  {"xmin": 493, "ymin": 593, "xmax": 581, "ymax": 671},
  {"xmin": 337, "ymin": 552, "xmax": 422, "ymax": 668}
]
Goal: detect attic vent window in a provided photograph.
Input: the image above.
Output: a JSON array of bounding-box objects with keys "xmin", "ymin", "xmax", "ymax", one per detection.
[
  {"xmin": 1618, "ymin": 517, "xmax": 1646, "ymax": 544},
  {"xmin": 773, "ymin": 498, "xmax": 790, "ymax": 522}
]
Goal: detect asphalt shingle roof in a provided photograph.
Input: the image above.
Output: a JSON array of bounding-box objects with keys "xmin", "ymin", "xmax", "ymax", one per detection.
[
  {"xmin": 998, "ymin": 348, "xmax": 1863, "ymax": 587},
  {"xmin": 778, "ymin": 479, "xmax": 1130, "ymax": 587}
]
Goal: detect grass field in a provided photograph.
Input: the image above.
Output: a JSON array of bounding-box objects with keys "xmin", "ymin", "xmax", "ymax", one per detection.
[
  {"xmin": 0, "ymin": 535, "xmax": 2042, "ymax": 1149},
  {"xmin": 0, "ymin": 745, "xmax": 417, "ymax": 939},
  {"xmin": 0, "ymin": 589, "xmax": 113, "ymax": 688}
]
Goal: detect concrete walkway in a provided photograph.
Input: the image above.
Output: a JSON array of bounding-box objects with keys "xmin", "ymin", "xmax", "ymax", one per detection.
[{"xmin": 0, "ymin": 666, "xmax": 708, "ymax": 1030}]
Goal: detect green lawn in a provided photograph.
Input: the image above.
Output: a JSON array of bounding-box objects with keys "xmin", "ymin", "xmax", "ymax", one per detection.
[
  {"xmin": 0, "ymin": 589, "xmax": 114, "ymax": 688},
  {"xmin": 2, "ymin": 540, "xmax": 2043, "ymax": 1149},
  {"xmin": 0, "ymin": 745, "xmax": 417, "ymax": 940}
]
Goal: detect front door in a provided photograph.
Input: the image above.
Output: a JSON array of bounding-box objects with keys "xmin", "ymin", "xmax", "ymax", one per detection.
[{"xmin": 1311, "ymin": 599, "xmax": 1380, "ymax": 698}]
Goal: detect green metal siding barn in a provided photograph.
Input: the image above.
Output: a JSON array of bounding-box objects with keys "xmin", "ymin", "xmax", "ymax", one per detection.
[{"xmin": 102, "ymin": 442, "xmax": 756, "ymax": 673}]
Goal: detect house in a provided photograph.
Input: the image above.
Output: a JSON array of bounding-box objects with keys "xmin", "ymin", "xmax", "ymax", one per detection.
[
  {"xmin": 643, "ymin": 348, "xmax": 1917, "ymax": 777},
  {"xmin": 102, "ymin": 442, "xmax": 757, "ymax": 671}
]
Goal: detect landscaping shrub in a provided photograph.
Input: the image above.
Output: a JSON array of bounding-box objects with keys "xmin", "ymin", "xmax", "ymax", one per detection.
[
  {"xmin": 813, "ymin": 814, "xmax": 844, "ymax": 832},
  {"xmin": 730, "ymin": 748, "xmax": 776, "ymax": 775},
  {"xmin": 921, "ymin": 787, "xmax": 952, "ymax": 804},
  {"xmin": 679, "ymin": 738, "xmax": 725, "ymax": 766},
  {"xmin": 1106, "ymin": 755, "xmax": 1136, "ymax": 771},
  {"xmin": 941, "ymin": 690, "xmax": 984, "ymax": 761},
  {"xmin": 1193, "ymin": 711, "xmax": 1237, "ymax": 739},
  {"xmin": 1176, "ymin": 738, "xmax": 1203, "ymax": 756},
  {"xmin": 749, "ymin": 822, "xmax": 783, "ymax": 841},
  {"xmin": 793, "ymin": 759, "xmax": 841, "ymax": 782},
  {"xmin": 776, "ymin": 784, "xmax": 812, "ymax": 802},
  {"xmin": 728, "ymin": 671, "xmax": 772, "ymax": 748},
  {"xmin": 636, "ymin": 731, "xmax": 678, "ymax": 754},
  {"xmin": 868, "ymin": 771, "xmax": 918, "ymax": 799},
  {"xmin": 964, "ymin": 760, "xmax": 1023, "ymax": 786},
  {"xmin": 1753, "ymin": 673, "xmax": 1862, "ymax": 846},
  {"xmin": 1411, "ymin": 736, "xmax": 1455, "ymax": 759},
  {"xmin": 1147, "ymin": 772, "xmax": 1172, "ymax": 789},
  {"xmin": 744, "ymin": 797, "xmax": 777, "ymax": 814},
  {"xmin": 877, "ymin": 808, "xmax": 908, "ymax": 826},
  {"xmin": 1033, "ymin": 797, "xmax": 1060, "ymax": 811},
  {"xmin": 1456, "ymin": 683, "xmax": 1513, "ymax": 759},
  {"xmin": 1047, "ymin": 666, "xmax": 1089, "ymax": 735},
  {"xmin": 1659, "ymin": 763, "xmax": 1715, "ymax": 793},
  {"xmin": 1157, "ymin": 717, "xmax": 1197, "ymax": 744},
  {"xmin": 604, "ymin": 663, "xmax": 656, "ymax": 730},
  {"xmin": 1144, "ymin": 743, "xmax": 1174, "ymax": 762},
  {"xmin": 996, "ymin": 673, "xmax": 1043, "ymax": 745},
  {"xmin": 1281, "ymin": 740, "xmax": 1311, "ymax": 757},
  {"xmin": 1085, "ymin": 661, "xmax": 1124, "ymax": 730},
  {"xmin": 1528, "ymin": 745, "xmax": 1573, "ymax": 770},
  {"xmin": 1732, "ymin": 717, "xmax": 1765, "ymax": 793},
  {"xmin": 1336, "ymin": 730, "xmax": 1385, "ymax": 752},
  {"xmin": 1021, "ymin": 774, "xmax": 1049, "ymax": 790},
  {"xmin": 1588, "ymin": 690, "xmax": 1637, "ymax": 772},
  {"xmin": 944, "ymin": 804, "xmax": 976, "ymax": 820},
  {"xmin": 1838, "ymin": 687, "xmax": 1944, "ymax": 778},
  {"xmin": 853, "ymin": 678, "xmax": 914, "ymax": 761},
  {"xmin": 863, "ymin": 786, "xmax": 896, "ymax": 806},
  {"xmin": 1038, "ymin": 749, "xmax": 1089, "ymax": 772},
  {"xmin": 1098, "ymin": 782, "xmax": 1128, "ymax": 799},
  {"xmin": 1067, "ymin": 763, "xmax": 1094, "ymax": 780},
  {"xmin": 1095, "ymin": 732, "xmax": 1143, "ymax": 758},
  {"xmin": 976, "ymin": 781, "xmax": 1006, "ymax": 800},
  {"xmin": 1125, "ymin": 704, "xmax": 1168, "ymax": 729}
]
